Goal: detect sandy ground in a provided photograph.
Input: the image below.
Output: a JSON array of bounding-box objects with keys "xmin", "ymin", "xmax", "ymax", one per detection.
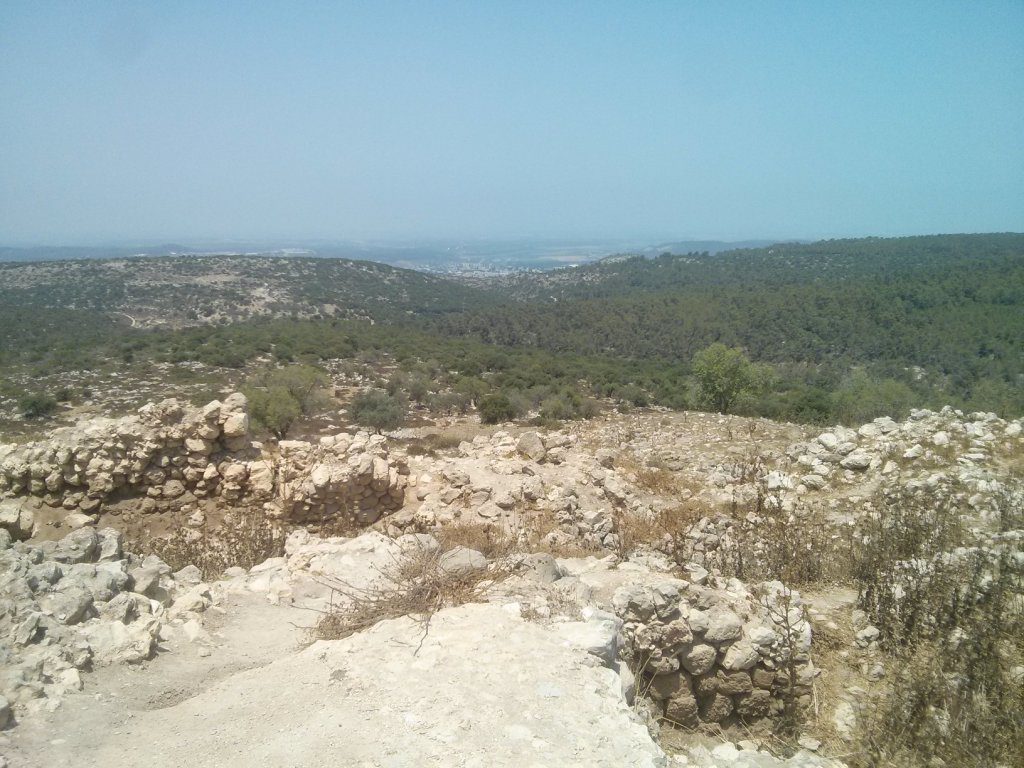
[
  {"xmin": 3, "ymin": 602, "xmax": 664, "ymax": 768},
  {"xmin": 3, "ymin": 592, "xmax": 311, "ymax": 768}
]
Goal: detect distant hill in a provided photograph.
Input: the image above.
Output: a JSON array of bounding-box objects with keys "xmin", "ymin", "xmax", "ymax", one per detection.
[
  {"xmin": 1, "ymin": 233, "xmax": 1021, "ymax": 422},
  {"xmin": 0, "ymin": 254, "xmax": 492, "ymax": 329},
  {"xmin": 641, "ymin": 239, "xmax": 786, "ymax": 255},
  {"xmin": 435, "ymin": 233, "xmax": 1024, "ymax": 387}
]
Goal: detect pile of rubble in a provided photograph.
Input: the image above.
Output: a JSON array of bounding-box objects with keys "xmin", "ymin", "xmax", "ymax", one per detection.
[
  {"xmin": 392, "ymin": 429, "xmax": 630, "ymax": 549},
  {"xmin": 0, "ymin": 526, "xmax": 213, "ymax": 723},
  {"xmin": 783, "ymin": 407, "xmax": 1022, "ymax": 503}
]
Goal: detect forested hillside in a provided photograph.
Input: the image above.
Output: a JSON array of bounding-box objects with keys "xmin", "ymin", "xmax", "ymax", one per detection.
[
  {"xmin": 434, "ymin": 234, "xmax": 1024, "ymax": 404},
  {"xmin": 1, "ymin": 234, "xmax": 1021, "ymax": 427}
]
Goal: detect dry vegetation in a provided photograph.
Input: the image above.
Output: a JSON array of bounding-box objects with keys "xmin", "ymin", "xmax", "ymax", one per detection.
[
  {"xmin": 607, "ymin": 450, "xmax": 1024, "ymax": 767},
  {"xmin": 312, "ymin": 545, "xmax": 503, "ymax": 643},
  {"xmin": 847, "ymin": 487, "xmax": 1024, "ymax": 768},
  {"xmin": 124, "ymin": 506, "xmax": 286, "ymax": 581}
]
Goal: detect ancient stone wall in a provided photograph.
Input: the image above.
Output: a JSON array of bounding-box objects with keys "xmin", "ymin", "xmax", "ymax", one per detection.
[
  {"xmin": 0, "ymin": 396, "xmax": 408, "ymax": 538},
  {"xmin": 613, "ymin": 576, "xmax": 815, "ymax": 727}
]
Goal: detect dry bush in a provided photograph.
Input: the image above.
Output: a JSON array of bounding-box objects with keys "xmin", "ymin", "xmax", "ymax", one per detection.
[
  {"xmin": 616, "ymin": 453, "xmax": 690, "ymax": 497},
  {"xmin": 614, "ymin": 504, "xmax": 702, "ymax": 555},
  {"xmin": 126, "ymin": 506, "xmax": 286, "ymax": 581},
  {"xmin": 728, "ymin": 450, "xmax": 767, "ymax": 485},
  {"xmin": 313, "ymin": 545, "xmax": 501, "ymax": 642},
  {"xmin": 853, "ymin": 488, "xmax": 971, "ymax": 648},
  {"xmin": 518, "ymin": 508, "xmax": 603, "ymax": 558},
  {"xmin": 703, "ymin": 487, "xmax": 855, "ymax": 587},
  {"xmin": 435, "ymin": 521, "xmax": 515, "ymax": 559},
  {"xmin": 849, "ymin": 487, "xmax": 1024, "ymax": 767},
  {"xmin": 403, "ymin": 432, "xmax": 465, "ymax": 457},
  {"xmin": 853, "ymin": 628, "xmax": 1024, "ymax": 768},
  {"xmin": 756, "ymin": 586, "xmax": 811, "ymax": 735}
]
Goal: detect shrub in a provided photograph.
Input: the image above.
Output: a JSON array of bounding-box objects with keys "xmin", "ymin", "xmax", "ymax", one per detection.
[
  {"xmin": 406, "ymin": 375, "xmax": 430, "ymax": 404},
  {"xmin": 831, "ymin": 369, "xmax": 916, "ymax": 424},
  {"xmin": 850, "ymin": 487, "xmax": 1024, "ymax": 767},
  {"xmin": 349, "ymin": 389, "xmax": 407, "ymax": 433},
  {"xmin": 126, "ymin": 507, "xmax": 286, "ymax": 581},
  {"xmin": 718, "ymin": 485, "xmax": 855, "ymax": 587},
  {"xmin": 18, "ymin": 392, "xmax": 58, "ymax": 419},
  {"xmin": 426, "ymin": 391, "xmax": 470, "ymax": 416},
  {"xmin": 313, "ymin": 545, "xmax": 500, "ymax": 641},
  {"xmin": 539, "ymin": 394, "xmax": 575, "ymax": 421},
  {"xmin": 243, "ymin": 363, "xmax": 329, "ymax": 438},
  {"xmin": 478, "ymin": 393, "xmax": 517, "ymax": 424},
  {"xmin": 245, "ymin": 385, "xmax": 302, "ymax": 438},
  {"xmin": 692, "ymin": 343, "xmax": 754, "ymax": 414},
  {"xmin": 615, "ymin": 383, "xmax": 649, "ymax": 408}
]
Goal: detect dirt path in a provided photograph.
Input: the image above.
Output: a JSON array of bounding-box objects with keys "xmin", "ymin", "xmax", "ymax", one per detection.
[{"xmin": 3, "ymin": 592, "xmax": 310, "ymax": 768}]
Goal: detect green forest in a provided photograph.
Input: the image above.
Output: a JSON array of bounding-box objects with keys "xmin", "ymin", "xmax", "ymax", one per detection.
[{"xmin": 2, "ymin": 233, "xmax": 1022, "ymax": 426}]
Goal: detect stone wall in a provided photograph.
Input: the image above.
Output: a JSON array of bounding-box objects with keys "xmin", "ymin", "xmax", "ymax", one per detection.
[
  {"xmin": 613, "ymin": 576, "xmax": 814, "ymax": 727},
  {"xmin": 273, "ymin": 433, "xmax": 408, "ymax": 527},
  {"xmin": 0, "ymin": 395, "xmax": 254, "ymax": 520},
  {"xmin": 0, "ymin": 396, "xmax": 408, "ymax": 538}
]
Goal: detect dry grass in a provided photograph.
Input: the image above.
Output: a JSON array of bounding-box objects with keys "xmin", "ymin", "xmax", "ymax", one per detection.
[
  {"xmin": 435, "ymin": 520, "xmax": 516, "ymax": 559},
  {"xmin": 518, "ymin": 508, "xmax": 603, "ymax": 558},
  {"xmin": 846, "ymin": 485, "xmax": 1024, "ymax": 768},
  {"xmin": 312, "ymin": 545, "xmax": 502, "ymax": 643},
  {"xmin": 718, "ymin": 486, "xmax": 857, "ymax": 587},
  {"xmin": 614, "ymin": 504, "xmax": 702, "ymax": 555},
  {"xmin": 403, "ymin": 431, "xmax": 466, "ymax": 457},
  {"xmin": 615, "ymin": 452, "xmax": 693, "ymax": 497},
  {"xmin": 125, "ymin": 505, "xmax": 285, "ymax": 580}
]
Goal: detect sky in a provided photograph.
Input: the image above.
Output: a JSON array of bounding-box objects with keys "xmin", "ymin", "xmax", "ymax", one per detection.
[{"xmin": 1, "ymin": 1, "xmax": 1022, "ymax": 244}]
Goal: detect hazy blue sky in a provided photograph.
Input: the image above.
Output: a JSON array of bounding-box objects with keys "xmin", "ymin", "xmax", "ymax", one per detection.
[{"xmin": 1, "ymin": 1, "xmax": 1022, "ymax": 244}]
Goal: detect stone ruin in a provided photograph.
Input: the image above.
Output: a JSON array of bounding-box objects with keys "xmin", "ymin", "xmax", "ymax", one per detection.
[
  {"xmin": 612, "ymin": 575, "xmax": 814, "ymax": 728},
  {"xmin": 0, "ymin": 526, "xmax": 193, "ymax": 722},
  {"xmin": 274, "ymin": 434, "xmax": 408, "ymax": 525},
  {"xmin": 0, "ymin": 395, "xmax": 409, "ymax": 538}
]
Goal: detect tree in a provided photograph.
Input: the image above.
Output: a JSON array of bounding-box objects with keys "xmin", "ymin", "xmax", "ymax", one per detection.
[
  {"xmin": 245, "ymin": 386, "xmax": 301, "ymax": 439},
  {"xmin": 266, "ymin": 364, "xmax": 328, "ymax": 413},
  {"xmin": 242, "ymin": 364, "xmax": 329, "ymax": 438},
  {"xmin": 349, "ymin": 389, "xmax": 406, "ymax": 434},
  {"xmin": 692, "ymin": 343, "xmax": 754, "ymax": 414},
  {"xmin": 479, "ymin": 393, "xmax": 516, "ymax": 424}
]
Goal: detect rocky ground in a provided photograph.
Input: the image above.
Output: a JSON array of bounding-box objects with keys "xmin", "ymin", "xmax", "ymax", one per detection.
[{"xmin": 0, "ymin": 399, "xmax": 1020, "ymax": 767}]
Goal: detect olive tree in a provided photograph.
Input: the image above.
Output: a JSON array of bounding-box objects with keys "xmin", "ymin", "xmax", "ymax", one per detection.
[
  {"xmin": 349, "ymin": 389, "xmax": 407, "ymax": 434},
  {"xmin": 692, "ymin": 343, "xmax": 754, "ymax": 414},
  {"xmin": 243, "ymin": 364, "xmax": 329, "ymax": 438}
]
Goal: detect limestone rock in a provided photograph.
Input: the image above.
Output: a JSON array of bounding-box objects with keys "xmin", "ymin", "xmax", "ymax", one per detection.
[{"xmin": 517, "ymin": 431, "xmax": 546, "ymax": 462}]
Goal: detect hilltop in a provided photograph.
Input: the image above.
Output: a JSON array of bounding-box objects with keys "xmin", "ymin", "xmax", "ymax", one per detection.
[{"xmin": 0, "ymin": 390, "xmax": 1020, "ymax": 767}]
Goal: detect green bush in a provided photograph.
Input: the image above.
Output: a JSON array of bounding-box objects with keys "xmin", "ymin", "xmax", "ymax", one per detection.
[
  {"xmin": 426, "ymin": 391, "xmax": 470, "ymax": 416},
  {"xmin": 478, "ymin": 393, "xmax": 517, "ymax": 424},
  {"xmin": 831, "ymin": 369, "xmax": 916, "ymax": 424},
  {"xmin": 242, "ymin": 363, "xmax": 329, "ymax": 438},
  {"xmin": 18, "ymin": 392, "xmax": 58, "ymax": 419},
  {"xmin": 349, "ymin": 389, "xmax": 407, "ymax": 433},
  {"xmin": 245, "ymin": 386, "xmax": 302, "ymax": 438},
  {"xmin": 692, "ymin": 343, "xmax": 754, "ymax": 414}
]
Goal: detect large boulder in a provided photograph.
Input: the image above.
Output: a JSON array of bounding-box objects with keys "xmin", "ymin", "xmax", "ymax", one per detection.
[
  {"xmin": 0, "ymin": 499, "xmax": 34, "ymax": 540},
  {"xmin": 517, "ymin": 431, "xmax": 546, "ymax": 462}
]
